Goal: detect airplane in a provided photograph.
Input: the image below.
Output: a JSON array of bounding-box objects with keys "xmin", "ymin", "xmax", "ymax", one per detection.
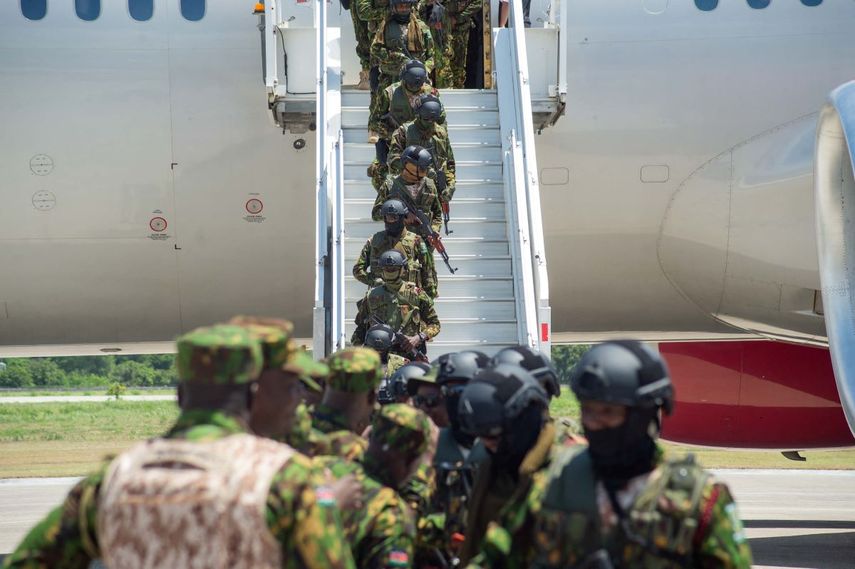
[{"xmin": 1, "ymin": 0, "xmax": 854, "ymax": 451}]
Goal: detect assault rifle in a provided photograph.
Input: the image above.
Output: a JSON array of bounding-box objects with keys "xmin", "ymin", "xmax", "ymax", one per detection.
[
  {"xmin": 425, "ymin": 141, "xmax": 452, "ymax": 235},
  {"xmin": 393, "ymin": 184, "xmax": 458, "ymax": 274},
  {"xmin": 369, "ymin": 314, "xmax": 429, "ymax": 363}
]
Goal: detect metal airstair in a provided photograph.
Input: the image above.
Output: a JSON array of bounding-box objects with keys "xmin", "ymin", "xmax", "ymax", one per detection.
[{"xmin": 259, "ymin": 0, "xmax": 564, "ymax": 357}]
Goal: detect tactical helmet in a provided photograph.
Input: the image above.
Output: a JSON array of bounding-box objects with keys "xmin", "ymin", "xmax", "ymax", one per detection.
[
  {"xmin": 401, "ymin": 60, "xmax": 428, "ymax": 89},
  {"xmin": 491, "ymin": 346, "xmax": 560, "ymax": 399},
  {"xmin": 406, "ymin": 362, "xmax": 439, "ymax": 395},
  {"xmin": 458, "ymin": 364, "xmax": 548, "ymax": 437},
  {"xmin": 570, "ymin": 340, "xmax": 673, "ymax": 415},
  {"xmin": 392, "ymin": 361, "xmax": 431, "ymax": 397},
  {"xmin": 390, "ymin": 0, "xmax": 417, "ymax": 6},
  {"xmin": 401, "ymin": 145, "xmax": 433, "ymax": 170},
  {"xmin": 365, "ymin": 324, "xmax": 395, "ymax": 353},
  {"xmin": 378, "ymin": 249, "xmax": 407, "ymax": 269},
  {"xmin": 436, "ymin": 351, "xmax": 490, "ymax": 386},
  {"xmin": 417, "ymin": 95, "xmax": 443, "ymax": 122},
  {"xmin": 381, "ymin": 199, "xmax": 409, "ymax": 218}
]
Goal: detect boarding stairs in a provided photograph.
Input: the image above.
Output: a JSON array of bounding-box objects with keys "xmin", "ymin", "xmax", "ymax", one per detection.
[
  {"xmin": 341, "ymin": 90, "xmax": 516, "ymax": 355},
  {"xmin": 260, "ymin": 0, "xmax": 563, "ymax": 357}
]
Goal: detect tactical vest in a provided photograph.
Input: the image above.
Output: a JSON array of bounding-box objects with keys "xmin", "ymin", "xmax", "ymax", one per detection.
[
  {"xmin": 388, "ymin": 177, "xmax": 440, "ymax": 224},
  {"xmin": 532, "ymin": 449, "xmax": 711, "ymax": 569},
  {"xmin": 98, "ymin": 434, "xmax": 295, "ymax": 569},
  {"xmin": 366, "ymin": 282, "xmax": 424, "ymax": 334},
  {"xmin": 379, "ymin": 19, "xmax": 425, "ymax": 59},
  {"xmin": 389, "ymin": 83, "xmax": 434, "ymax": 127},
  {"xmin": 445, "ymin": 0, "xmax": 473, "ymax": 17},
  {"xmin": 370, "ymin": 230, "xmax": 424, "ymax": 287},
  {"xmin": 404, "ymin": 123, "xmax": 448, "ymax": 168}
]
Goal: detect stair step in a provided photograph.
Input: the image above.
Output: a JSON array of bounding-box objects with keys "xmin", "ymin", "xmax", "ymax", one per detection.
[
  {"xmin": 345, "ymin": 237, "xmax": 510, "ymax": 257},
  {"xmin": 342, "ymin": 108, "xmax": 499, "ymax": 129},
  {"xmin": 419, "ymin": 342, "xmax": 511, "ymax": 357},
  {"xmin": 344, "ymin": 198, "xmax": 506, "ymax": 221},
  {"xmin": 345, "ymin": 298, "xmax": 516, "ymax": 320},
  {"xmin": 343, "ymin": 256, "xmax": 512, "ymax": 277},
  {"xmin": 343, "ymin": 180, "xmax": 505, "ymax": 201},
  {"xmin": 344, "ymin": 163, "xmax": 502, "ymax": 182},
  {"xmin": 345, "ymin": 219, "xmax": 506, "ymax": 239},
  {"xmin": 345, "ymin": 320, "xmax": 518, "ymax": 343},
  {"xmin": 344, "ymin": 143, "xmax": 501, "ymax": 164},
  {"xmin": 346, "ymin": 275, "xmax": 514, "ymax": 299},
  {"xmin": 342, "ymin": 127, "xmax": 501, "ymax": 145},
  {"xmin": 341, "ymin": 89, "xmax": 497, "ymax": 109}
]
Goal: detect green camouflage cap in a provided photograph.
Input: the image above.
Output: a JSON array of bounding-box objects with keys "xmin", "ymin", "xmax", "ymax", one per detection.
[
  {"xmin": 283, "ymin": 350, "xmax": 328, "ymax": 393},
  {"xmin": 175, "ymin": 324, "xmax": 263, "ymax": 384},
  {"xmin": 229, "ymin": 316, "xmax": 296, "ymax": 371},
  {"xmin": 406, "ymin": 363, "xmax": 439, "ymax": 396},
  {"xmin": 371, "ymin": 403, "xmax": 431, "ymax": 459},
  {"xmin": 326, "ymin": 347, "xmax": 382, "ymax": 393}
]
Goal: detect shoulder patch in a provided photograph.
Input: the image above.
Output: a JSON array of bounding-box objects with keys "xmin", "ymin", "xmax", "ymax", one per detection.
[{"xmin": 388, "ymin": 550, "xmax": 410, "ymax": 567}]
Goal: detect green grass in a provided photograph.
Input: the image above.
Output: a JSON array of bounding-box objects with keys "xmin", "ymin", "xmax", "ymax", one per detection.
[{"xmin": 0, "ymin": 389, "xmax": 175, "ymax": 397}]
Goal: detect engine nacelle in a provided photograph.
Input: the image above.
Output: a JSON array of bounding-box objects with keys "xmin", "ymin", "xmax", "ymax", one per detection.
[{"xmin": 660, "ymin": 341, "xmax": 854, "ymax": 449}]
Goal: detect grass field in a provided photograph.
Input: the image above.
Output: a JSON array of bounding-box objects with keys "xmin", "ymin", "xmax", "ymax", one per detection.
[
  {"xmin": 0, "ymin": 395, "xmax": 852, "ymax": 478},
  {"xmin": 0, "ymin": 389, "xmax": 175, "ymax": 397}
]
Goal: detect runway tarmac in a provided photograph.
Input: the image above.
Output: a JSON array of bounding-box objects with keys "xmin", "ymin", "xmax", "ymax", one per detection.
[{"xmin": 1, "ymin": 470, "xmax": 853, "ymax": 567}]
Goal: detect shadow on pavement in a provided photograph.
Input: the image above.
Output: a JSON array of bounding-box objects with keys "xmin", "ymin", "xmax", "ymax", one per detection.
[
  {"xmin": 750, "ymin": 531, "xmax": 855, "ymax": 569},
  {"xmin": 745, "ymin": 519, "xmax": 855, "ymax": 530}
]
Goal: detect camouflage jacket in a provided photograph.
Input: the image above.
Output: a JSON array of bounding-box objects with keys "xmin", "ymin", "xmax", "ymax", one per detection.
[
  {"xmin": 372, "ymin": 175, "xmax": 443, "ymax": 236},
  {"xmin": 2, "ymin": 410, "xmax": 355, "ymax": 569},
  {"xmin": 311, "ymin": 404, "xmax": 370, "ymax": 461},
  {"xmin": 369, "ymin": 82, "xmax": 444, "ymax": 140},
  {"xmin": 370, "ymin": 17, "xmax": 435, "ymax": 80},
  {"xmin": 388, "ymin": 121, "xmax": 456, "ymax": 201},
  {"xmin": 353, "ymin": 228, "xmax": 437, "ymax": 298},
  {"xmin": 314, "ymin": 456, "xmax": 417, "ymax": 569},
  {"xmin": 284, "ymin": 402, "xmax": 331, "ymax": 457},
  {"xmin": 468, "ymin": 445, "xmax": 753, "ymax": 569},
  {"xmin": 351, "ymin": 281, "xmax": 441, "ymax": 350}
]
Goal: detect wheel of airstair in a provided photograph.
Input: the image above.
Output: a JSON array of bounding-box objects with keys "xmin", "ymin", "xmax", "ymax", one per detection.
[{"xmin": 341, "ymin": 89, "xmax": 520, "ymax": 356}]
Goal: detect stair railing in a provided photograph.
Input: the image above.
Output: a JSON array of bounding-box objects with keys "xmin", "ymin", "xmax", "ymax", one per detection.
[{"xmin": 496, "ymin": 0, "xmax": 553, "ymax": 356}]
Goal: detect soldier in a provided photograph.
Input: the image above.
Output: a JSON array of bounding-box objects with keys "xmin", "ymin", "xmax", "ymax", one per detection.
[
  {"xmin": 468, "ymin": 341, "xmax": 753, "ymax": 569},
  {"xmin": 373, "ymin": 146, "xmax": 443, "ymax": 237},
  {"xmin": 3, "ymin": 325, "xmax": 355, "ymax": 569},
  {"xmin": 355, "ymin": 198, "xmax": 438, "ymax": 298},
  {"xmin": 420, "ymin": 0, "xmax": 449, "ymax": 88},
  {"xmin": 349, "ymin": 0, "xmax": 374, "ymax": 90},
  {"xmin": 491, "ymin": 345, "xmax": 585, "ymax": 444},
  {"xmin": 368, "ymin": 0, "xmax": 434, "ymax": 142},
  {"xmin": 407, "ymin": 362, "xmax": 450, "ymax": 428},
  {"xmin": 364, "ymin": 323, "xmax": 411, "ymax": 405},
  {"xmin": 315, "ymin": 404, "xmax": 433, "ymax": 569},
  {"xmin": 455, "ymin": 363, "xmax": 558, "ymax": 565},
  {"xmin": 286, "ymin": 350, "xmax": 332, "ymax": 455},
  {"xmin": 367, "ymin": 60, "xmax": 444, "ymax": 191},
  {"xmin": 309, "ymin": 347, "xmax": 382, "ymax": 461},
  {"xmin": 436, "ymin": 0, "xmax": 481, "ymax": 88},
  {"xmin": 352, "ymin": 250, "xmax": 441, "ymax": 360}
]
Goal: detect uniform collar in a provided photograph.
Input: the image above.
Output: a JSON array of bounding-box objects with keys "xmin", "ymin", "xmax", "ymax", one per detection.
[{"xmin": 165, "ymin": 409, "xmax": 248, "ymax": 441}]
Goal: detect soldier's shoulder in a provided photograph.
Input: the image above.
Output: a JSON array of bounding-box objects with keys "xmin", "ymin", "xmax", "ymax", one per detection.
[
  {"xmin": 371, "ymin": 230, "xmax": 391, "ymax": 246},
  {"xmin": 401, "ymin": 281, "xmax": 424, "ymax": 295}
]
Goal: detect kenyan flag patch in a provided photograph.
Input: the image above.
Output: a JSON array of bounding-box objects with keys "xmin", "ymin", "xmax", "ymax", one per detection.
[
  {"xmin": 315, "ymin": 486, "xmax": 336, "ymax": 507},
  {"xmin": 389, "ymin": 550, "xmax": 409, "ymax": 567}
]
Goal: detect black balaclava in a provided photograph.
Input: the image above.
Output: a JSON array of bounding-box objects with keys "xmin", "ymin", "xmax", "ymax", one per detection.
[
  {"xmin": 445, "ymin": 385, "xmax": 475, "ymax": 448},
  {"xmin": 491, "ymin": 403, "xmax": 544, "ymax": 478},
  {"xmin": 586, "ymin": 406, "xmax": 659, "ymax": 490},
  {"xmin": 391, "ymin": 6, "xmax": 411, "ymax": 24},
  {"xmin": 385, "ymin": 216, "xmax": 405, "ymax": 237}
]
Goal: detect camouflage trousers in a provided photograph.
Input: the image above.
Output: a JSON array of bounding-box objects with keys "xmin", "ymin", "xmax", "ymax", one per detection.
[
  {"xmin": 437, "ymin": 23, "xmax": 470, "ymax": 88},
  {"xmin": 367, "ymin": 160, "xmax": 388, "ymax": 192},
  {"xmin": 430, "ymin": 26, "xmax": 452, "ymax": 88},
  {"xmin": 350, "ymin": 7, "xmax": 371, "ymax": 71}
]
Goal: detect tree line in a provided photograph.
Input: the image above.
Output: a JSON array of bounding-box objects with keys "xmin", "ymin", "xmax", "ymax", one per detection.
[{"xmin": 0, "ymin": 345, "xmax": 590, "ymax": 390}]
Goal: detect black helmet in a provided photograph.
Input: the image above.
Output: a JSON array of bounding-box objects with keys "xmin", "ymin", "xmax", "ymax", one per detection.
[
  {"xmin": 491, "ymin": 346, "xmax": 561, "ymax": 399},
  {"xmin": 390, "ymin": 0, "xmax": 417, "ymax": 6},
  {"xmin": 364, "ymin": 324, "xmax": 395, "ymax": 352},
  {"xmin": 392, "ymin": 362, "xmax": 430, "ymax": 397},
  {"xmin": 436, "ymin": 351, "xmax": 490, "ymax": 386},
  {"xmin": 458, "ymin": 364, "xmax": 548, "ymax": 438},
  {"xmin": 401, "ymin": 60, "xmax": 428, "ymax": 89},
  {"xmin": 401, "ymin": 145, "xmax": 432, "ymax": 170},
  {"xmin": 570, "ymin": 340, "xmax": 673, "ymax": 415},
  {"xmin": 378, "ymin": 249, "xmax": 407, "ymax": 269},
  {"xmin": 381, "ymin": 199, "xmax": 409, "ymax": 218},
  {"xmin": 418, "ymin": 95, "xmax": 443, "ymax": 122}
]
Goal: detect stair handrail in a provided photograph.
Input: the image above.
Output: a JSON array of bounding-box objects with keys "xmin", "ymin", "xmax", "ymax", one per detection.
[
  {"xmin": 497, "ymin": 0, "xmax": 553, "ymax": 355},
  {"xmin": 312, "ymin": 0, "xmax": 345, "ymax": 356},
  {"xmin": 262, "ymin": 0, "xmax": 280, "ymax": 99}
]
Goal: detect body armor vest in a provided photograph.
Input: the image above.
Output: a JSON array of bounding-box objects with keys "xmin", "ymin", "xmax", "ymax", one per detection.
[
  {"xmin": 388, "ymin": 177, "xmax": 440, "ymax": 225},
  {"xmin": 366, "ymin": 282, "xmax": 423, "ymax": 334},
  {"xmin": 98, "ymin": 434, "xmax": 295, "ymax": 569},
  {"xmin": 370, "ymin": 230, "xmax": 424, "ymax": 286},
  {"xmin": 533, "ymin": 449, "xmax": 711, "ymax": 569},
  {"xmin": 404, "ymin": 123, "xmax": 448, "ymax": 168},
  {"xmin": 380, "ymin": 19, "xmax": 425, "ymax": 58},
  {"xmin": 389, "ymin": 84, "xmax": 433, "ymax": 126}
]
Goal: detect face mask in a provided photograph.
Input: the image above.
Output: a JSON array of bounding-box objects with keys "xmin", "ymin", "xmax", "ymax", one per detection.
[
  {"xmin": 585, "ymin": 407, "xmax": 658, "ymax": 489},
  {"xmin": 416, "ymin": 117, "xmax": 436, "ymax": 132},
  {"xmin": 492, "ymin": 404, "xmax": 543, "ymax": 476},
  {"xmin": 391, "ymin": 10, "xmax": 411, "ymax": 23},
  {"xmin": 382, "ymin": 268, "xmax": 404, "ymax": 291},
  {"xmin": 405, "ymin": 81, "xmax": 424, "ymax": 95},
  {"xmin": 385, "ymin": 217, "xmax": 405, "ymax": 237},
  {"xmin": 444, "ymin": 385, "xmax": 476, "ymax": 448}
]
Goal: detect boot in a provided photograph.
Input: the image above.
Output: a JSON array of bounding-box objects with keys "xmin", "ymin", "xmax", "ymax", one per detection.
[
  {"xmin": 368, "ymin": 130, "xmax": 380, "ymax": 144},
  {"xmin": 357, "ymin": 69, "xmax": 371, "ymax": 90}
]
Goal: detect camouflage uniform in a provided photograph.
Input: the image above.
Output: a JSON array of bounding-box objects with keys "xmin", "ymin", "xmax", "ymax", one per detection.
[
  {"xmin": 370, "ymin": 16, "xmax": 435, "ymax": 93},
  {"xmin": 311, "ymin": 347, "xmax": 384, "ymax": 461},
  {"xmin": 3, "ymin": 325, "xmax": 354, "ymax": 569},
  {"xmin": 350, "ymin": 3, "xmax": 373, "ymax": 74},
  {"xmin": 372, "ymin": 174, "xmax": 443, "ymax": 236},
  {"xmin": 353, "ymin": 226, "xmax": 438, "ymax": 298},
  {"xmin": 435, "ymin": 0, "xmax": 481, "ymax": 88},
  {"xmin": 352, "ymin": 281, "xmax": 441, "ymax": 354},
  {"xmin": 315, "ymin": 405, "xmax": 432, "ymax": 569},
  {"xmin": 229, "ymin": 315, "xmax": 296, "ymax": 370},
  {"xmin": 284, "ymin": 351, "xmax": 330, "ymax": 456},
  {"xmin": 468, "ymin": 445, "xmax": 753, "ymax": 569},
  {"xmin": 388, "ymin": 120, "xmax": 457, "ymax": 202}
]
